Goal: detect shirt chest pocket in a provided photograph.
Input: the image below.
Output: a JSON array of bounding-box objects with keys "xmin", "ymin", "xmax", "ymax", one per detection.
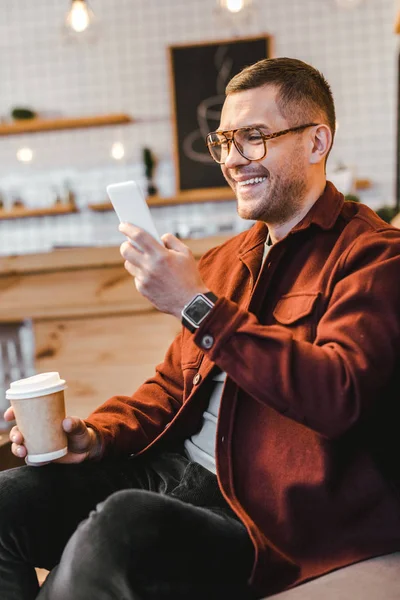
[{"xmin": 272, "ymin": 292, "xmax": 320, "ymax": 342}]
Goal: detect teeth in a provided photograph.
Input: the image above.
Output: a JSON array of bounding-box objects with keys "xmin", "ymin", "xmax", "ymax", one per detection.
[{"xmin": 240, "ymin": 176, "xmax": 267, "ymax": 186}]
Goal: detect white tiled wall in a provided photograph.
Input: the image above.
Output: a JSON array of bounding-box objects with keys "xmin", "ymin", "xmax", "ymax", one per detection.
[{"xmin": 0, "ymin": 0, "xmax": 397, "ymax": 255}]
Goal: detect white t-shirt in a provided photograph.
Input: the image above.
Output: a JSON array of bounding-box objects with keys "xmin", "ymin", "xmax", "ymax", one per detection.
[{"xmin": 184, "ymin": 234, "xmax": 272, "ymax": 473}]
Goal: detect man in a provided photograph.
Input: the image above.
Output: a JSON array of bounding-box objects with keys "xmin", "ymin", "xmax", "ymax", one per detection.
[{"xmin": 2, "ymin": 57, "xmax": 400, "ymax": 600}]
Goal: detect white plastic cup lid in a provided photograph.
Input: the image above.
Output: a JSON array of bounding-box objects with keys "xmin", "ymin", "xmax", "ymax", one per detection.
[{"xmin": 6, "ymin": 372, "xmax": 67, "ymax": 400}]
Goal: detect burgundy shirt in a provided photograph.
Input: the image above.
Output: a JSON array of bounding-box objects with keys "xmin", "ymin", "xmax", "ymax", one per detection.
[{"xmin": 86, "ymin": 182, "xmax": 400, "ymax": 597}]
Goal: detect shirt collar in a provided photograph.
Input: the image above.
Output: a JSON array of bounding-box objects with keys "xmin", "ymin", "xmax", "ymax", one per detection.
[{"xmin": 238, "ymin": 181, "xmax": 344, "ymax": 257}]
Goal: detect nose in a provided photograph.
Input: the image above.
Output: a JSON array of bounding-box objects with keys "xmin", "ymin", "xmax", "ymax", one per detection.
[{"xmin": 223, "ymin": 141, "xmax": 251, "ymax": 169}]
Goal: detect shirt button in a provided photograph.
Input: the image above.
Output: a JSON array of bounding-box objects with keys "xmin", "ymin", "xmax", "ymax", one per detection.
[
  {"xmin": 201, "ymin": 334, "xmax": 214, "ymax": 349},
  {"xmin": 193, "ymin": 373, "xmax": 202, "ymax": 385}
]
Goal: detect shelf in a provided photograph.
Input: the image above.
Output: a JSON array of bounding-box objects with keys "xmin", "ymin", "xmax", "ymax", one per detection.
[
  {"xmin": 89, "ymin": 188, "xmax": 236, "ymax": 210},
  {"xmin": 0, "ymin": 113, "xmax": 132, "ymax": 136},
  {"xmin": 0, "ymin": 203, "xmax": 78, "ymax": 221}
]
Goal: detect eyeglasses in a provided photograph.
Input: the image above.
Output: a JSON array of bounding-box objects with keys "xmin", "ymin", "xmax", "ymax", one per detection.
[{"xmin": 206, "ymin": 123, "xmax": 318, "ymax": 164}]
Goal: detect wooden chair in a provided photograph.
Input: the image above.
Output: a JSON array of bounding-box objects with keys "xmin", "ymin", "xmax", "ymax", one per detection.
[{"xmin": 0, "ymin": 321, "xmax": 35, "ymax": 429}]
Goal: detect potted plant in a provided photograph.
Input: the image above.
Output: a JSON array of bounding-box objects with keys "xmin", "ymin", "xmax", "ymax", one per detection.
[
  {"xmin": 143, "ymin": 147, "xmax": 158, "ymax": 197},
  {"xmin": 375, "ymin": 205, "xmax": 398, "ymax": 224}
]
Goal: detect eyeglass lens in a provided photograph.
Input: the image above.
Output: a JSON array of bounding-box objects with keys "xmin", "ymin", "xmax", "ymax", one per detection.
[{"xmin": 207, "ymin": 128, "xmax": 265, "ymax": 163}]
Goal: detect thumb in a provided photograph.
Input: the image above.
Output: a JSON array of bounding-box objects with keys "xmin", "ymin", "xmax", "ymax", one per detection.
[
  {"xmin": 161, "ymin": 232, "xmax": 190, "ymax": 253},
  {"xmin": 62, "ymin": 416, "xmax": 91, "ymax": 455},
  {"xmin": 63, "ymin": 416, "xmax": 88, "ymax": 437}
]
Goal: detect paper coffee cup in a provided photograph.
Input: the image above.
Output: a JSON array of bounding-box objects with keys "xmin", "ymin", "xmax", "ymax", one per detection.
[{"xmin": 6, "ymin": 372, "xmax": 68, "ymax": 463}]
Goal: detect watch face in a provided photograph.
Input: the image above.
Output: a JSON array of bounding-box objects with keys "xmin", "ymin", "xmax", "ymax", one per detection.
[{"xmin": 185, "ymin": 296, "xmax": 213, "ymax": 325}]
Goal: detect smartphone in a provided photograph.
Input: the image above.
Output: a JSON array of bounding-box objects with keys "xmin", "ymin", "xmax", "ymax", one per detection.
[{"xmin": 106, "ymin": 180, "xmax": 162, "ymax": 246}]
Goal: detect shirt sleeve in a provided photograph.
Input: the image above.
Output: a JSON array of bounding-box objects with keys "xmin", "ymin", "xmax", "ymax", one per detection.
[
  {"xmin": 192, "ymin": 228, "xmax": 400, "ymax": 439},
  {"xmin": 85, "ymin": 331, "xmax": 184, "ymax": 457},
  {"xmin": 82, "ymin": 243, "xmax": 227, "ymax": 458}
]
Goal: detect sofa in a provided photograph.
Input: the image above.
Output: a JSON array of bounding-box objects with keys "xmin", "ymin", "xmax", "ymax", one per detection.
[{"xmin": 266, "ymin": 552, "xmax": 400, "ymax": 599}]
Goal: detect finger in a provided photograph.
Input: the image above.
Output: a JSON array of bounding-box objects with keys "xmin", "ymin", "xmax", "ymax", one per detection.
[
  {"xmin": 161, "ymin": 233, "xmax": 190, "ymax": 254},
  {"xmin": 62, "ymin": 416, "xmax": 88, "ymax": 436},
  {"xmin": 119, "ymin": 223, "xmax": 159, "ymax": 254},
  {"xmin": 11, "ymin": 442, "xmax": 27, "ymax": 458},
  {"xmin": 120, "ymin": 241, "xmax": 143, "ymax": 267},
  {"xmin": 124, "ymin": 260, "xmax": 141, "ymax": 279},
  {"xmin": 3, "ymin": 406, "xmax": 15, "ymax": 421},
  {"xmin": 9, "ymin": 426, "xmax": 23, "ymax": 445},
  {"xmin": 63, "ymin": 417, "xmax": 91, "ymax": 454}
]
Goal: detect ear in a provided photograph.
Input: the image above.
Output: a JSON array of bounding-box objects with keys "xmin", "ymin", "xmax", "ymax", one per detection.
[{"xmin": 309, "ymin": 124, "xmax": 332, "ymax": 165}]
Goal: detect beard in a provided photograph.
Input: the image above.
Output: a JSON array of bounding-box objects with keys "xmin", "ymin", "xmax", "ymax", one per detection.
[
  {"xmin": 240, "ymin": 170, "xmax": 307, "ymax": 225},
  {"xmin": 226, "ymin": 147, "xmax": 308, "ymax": 226}
]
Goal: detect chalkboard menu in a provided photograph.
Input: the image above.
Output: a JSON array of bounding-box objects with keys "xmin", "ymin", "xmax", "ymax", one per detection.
[{"xmin": 169, "ymin": 35, "xmax": 271, "ymax": 196}]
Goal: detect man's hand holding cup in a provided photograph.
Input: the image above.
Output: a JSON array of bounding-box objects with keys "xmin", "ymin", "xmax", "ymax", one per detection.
[{"xmin": 4, "ymin": 372, "xmax": 101, "ymax": 466}]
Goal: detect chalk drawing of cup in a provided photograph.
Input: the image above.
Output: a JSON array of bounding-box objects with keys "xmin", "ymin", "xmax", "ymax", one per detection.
[{"xmin": 183, "ymin": 94, "xmax": 225, "ymax": 164}]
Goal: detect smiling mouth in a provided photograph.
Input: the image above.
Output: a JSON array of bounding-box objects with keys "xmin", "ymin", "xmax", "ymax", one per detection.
[{"xmin": 237, "ymin": 176, "xmax": 267, "ymax": 187}]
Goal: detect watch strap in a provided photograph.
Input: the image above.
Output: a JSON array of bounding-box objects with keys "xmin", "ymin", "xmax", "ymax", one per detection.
[{"xmin": 203, "ymin": 291, "xmax": 218, "ymax": 303}]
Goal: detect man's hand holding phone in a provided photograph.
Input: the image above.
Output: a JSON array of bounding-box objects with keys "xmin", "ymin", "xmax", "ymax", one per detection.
[
  {"xmin": 119, "ymin": 224, "xmax": 208, "ymax": 319},
  {"xmin": 107, "ymin": 180, "xmax": 208, "ymax": 318}
]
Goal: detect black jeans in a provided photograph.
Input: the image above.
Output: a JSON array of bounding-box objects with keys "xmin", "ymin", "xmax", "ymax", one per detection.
[{"xmin": 0, "ymin": 449, "xmax": 255, "ymax": 599}]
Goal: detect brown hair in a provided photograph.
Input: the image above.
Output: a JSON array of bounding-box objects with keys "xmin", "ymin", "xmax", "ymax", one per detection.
[{"xmin": 226, "ymin": 57, "xmax": 336, "ymax": 156}]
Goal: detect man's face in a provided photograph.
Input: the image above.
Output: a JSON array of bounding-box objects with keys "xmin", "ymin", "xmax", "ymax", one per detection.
[{"xmin": 219, "ymin": 85, "xmax": 311, "ymax": 224}]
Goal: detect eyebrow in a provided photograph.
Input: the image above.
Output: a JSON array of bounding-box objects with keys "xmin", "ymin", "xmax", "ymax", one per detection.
[{"xmin": 217, "ymin": 123, "xmax": 273, "ymax": 134}]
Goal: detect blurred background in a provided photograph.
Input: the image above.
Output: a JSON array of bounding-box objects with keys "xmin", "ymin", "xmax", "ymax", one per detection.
[{"xmin": 0, "ymin": 0, "xmax": 398, "ymax": 254}]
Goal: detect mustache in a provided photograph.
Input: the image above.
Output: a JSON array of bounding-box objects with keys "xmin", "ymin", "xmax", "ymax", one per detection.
[{"xmin": 227, "ymin": 167, "xmax": 270, "ymax": 180}]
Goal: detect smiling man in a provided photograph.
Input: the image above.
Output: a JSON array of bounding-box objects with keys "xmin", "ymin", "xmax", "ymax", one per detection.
[
  {"xmin": 216, "ymin": 64, "xmax": 333, "ymax": 237},
  {"xmin": 2, "ymin": 58, "xmax": 400, "ymax": 600}
]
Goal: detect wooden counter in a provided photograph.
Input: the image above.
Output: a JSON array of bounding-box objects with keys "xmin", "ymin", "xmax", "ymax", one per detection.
[{"xmin": 0, "ymin": 236, "xmax": 229, "ymax": 418}]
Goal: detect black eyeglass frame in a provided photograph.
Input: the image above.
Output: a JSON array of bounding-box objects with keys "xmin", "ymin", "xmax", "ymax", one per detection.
[{"xmin": 206, "ymin": 123, "xmax": 319, "ymax": 164}]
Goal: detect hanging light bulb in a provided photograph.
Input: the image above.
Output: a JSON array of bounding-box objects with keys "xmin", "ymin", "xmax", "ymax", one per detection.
[
  {"xmin": 217, "ymin": 0, "xmax": 253, "ymax": 17},
  {"xmin": 225, "ymin": 0, "xmax": 245, "ymax": 12},
  {"xmin": 65, "ymin": 0, "xmax": 94, "ymax": 34}
]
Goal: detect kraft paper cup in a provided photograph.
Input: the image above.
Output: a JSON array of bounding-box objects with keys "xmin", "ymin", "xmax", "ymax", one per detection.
[{"xmin": 6, "ymin": 372, "xmax": 68, "ymax": 463}]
